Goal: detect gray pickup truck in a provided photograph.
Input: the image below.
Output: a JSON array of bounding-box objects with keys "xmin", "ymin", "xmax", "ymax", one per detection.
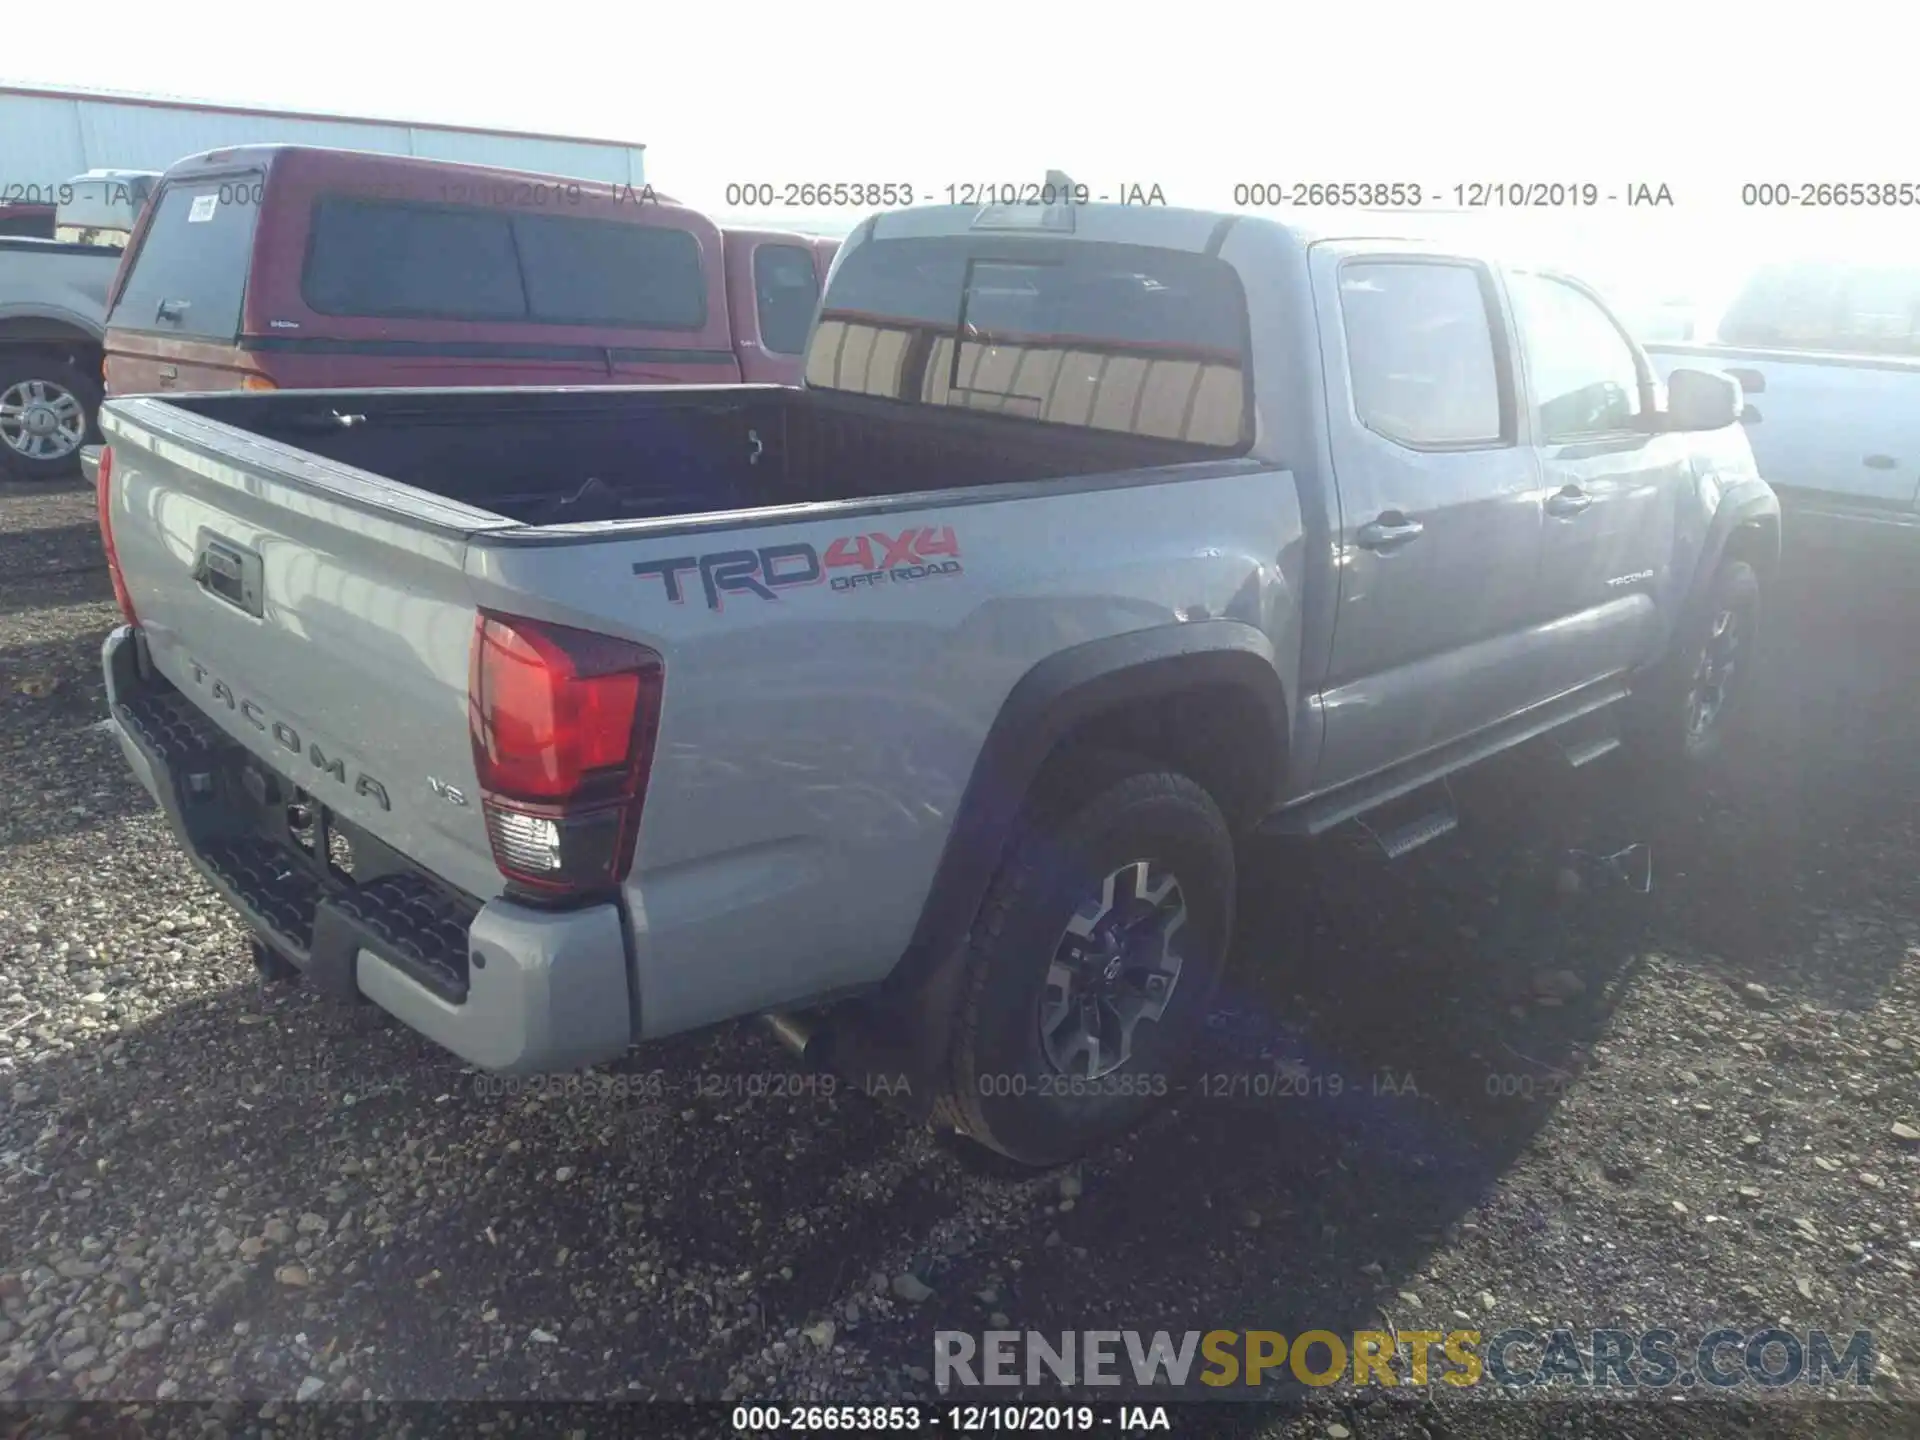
[{"xmin": 95, "ymin": 201, "xmax": 1779, "ymax": 1163}]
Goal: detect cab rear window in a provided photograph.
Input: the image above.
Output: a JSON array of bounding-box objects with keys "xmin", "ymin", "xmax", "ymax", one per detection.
[
  {"xmin": 302, "ymin": 196, "xmax": 707, "ymax": 330},
  {"xmin": 805, "ymin": 235, "xmax": 1250, "ymax": 448},
  {"xmin": 107, "ymin": 179, "xmax": 260, "ymax": 339}
]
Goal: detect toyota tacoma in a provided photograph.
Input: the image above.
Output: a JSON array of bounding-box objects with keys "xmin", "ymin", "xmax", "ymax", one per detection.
[{"xmin": 95, "ymin": 199, "xmax": 1779, "ymax": 1163}]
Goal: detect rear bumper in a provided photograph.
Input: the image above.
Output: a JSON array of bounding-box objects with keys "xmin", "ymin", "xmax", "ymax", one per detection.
[{"xmin": 101, "ymin": 625, "xmax": 635, "ymax": 1074}]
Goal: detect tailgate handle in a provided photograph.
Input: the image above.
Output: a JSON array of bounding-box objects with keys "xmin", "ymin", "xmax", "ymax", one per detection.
[{"xmin": 192, "ymin": 532, "xmax": 264, "ymax": 618}]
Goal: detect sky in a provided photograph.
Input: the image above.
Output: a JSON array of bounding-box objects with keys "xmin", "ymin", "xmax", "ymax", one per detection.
[{"xmin": 9, "ymin": 0, "xmax": 1918, "ymax": 322}]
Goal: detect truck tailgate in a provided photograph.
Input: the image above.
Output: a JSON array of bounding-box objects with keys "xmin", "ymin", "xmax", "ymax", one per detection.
[{"xmin": 101, "ymin": 396, "xmax": 515, "ymax": 902}]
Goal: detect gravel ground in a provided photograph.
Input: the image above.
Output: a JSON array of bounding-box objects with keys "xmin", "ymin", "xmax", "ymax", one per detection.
[{"xmin": 2, "ymin": 473, "xmax": 1916, "ymax": 1438}]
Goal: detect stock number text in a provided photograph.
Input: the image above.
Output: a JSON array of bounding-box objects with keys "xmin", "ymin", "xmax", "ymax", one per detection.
[
  {"xmin": 1742, "ymin": 181, "xmax": 1920, "ymax": 207},
  {"xmin": 726, "ymin": 182, "xmax": 914, "ymax": 208},
  {"xmin": 1235, "ymin": 181, "xmax": 1422, "ymax": 207}
]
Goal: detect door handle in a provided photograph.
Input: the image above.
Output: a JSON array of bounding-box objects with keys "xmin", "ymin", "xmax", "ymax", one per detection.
[
  {"xmin": 1864, "ymin": 454, "xmax": 1898, "ymax": 470},
  {"xmin": 1546, "ymin": 486, "xmax": 1594, "ymax": 518},
  {"xmin": 1355, "ymin": 511, "xmax": 1424, "ymax": 550},
  {"xmin": 192, "ymin": 532, "xmax": 264, "ymax": 618}
]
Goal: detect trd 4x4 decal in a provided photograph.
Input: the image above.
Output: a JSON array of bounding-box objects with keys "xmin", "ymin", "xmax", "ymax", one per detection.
[{"xmin": 634, "ymin": 526, "xmax": 962, "ymax": 611}]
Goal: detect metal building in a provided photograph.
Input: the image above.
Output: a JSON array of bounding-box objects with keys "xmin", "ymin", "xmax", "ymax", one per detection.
[{"xmin": 0, "ymin": 84, "xmax": 647, "ymax": 187}]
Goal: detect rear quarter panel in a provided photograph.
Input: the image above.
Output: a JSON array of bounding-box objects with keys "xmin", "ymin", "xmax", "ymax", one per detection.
[{"xmin": 465, "ymin": 465, "xmax": 1305, "ymax": 1038}]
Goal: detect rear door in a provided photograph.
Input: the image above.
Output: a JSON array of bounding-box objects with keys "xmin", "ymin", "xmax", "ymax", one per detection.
[
  {"xmin": 103, "ymin": 173, "xmax": 266, "ymax": 395},
  {"xmin": 1309, "ymin": 244, "xmax": 1545, "ymax": 790},
  {"xmin": 1506, "ymin": 269, "xmax": 1691, "ymax": 686}
]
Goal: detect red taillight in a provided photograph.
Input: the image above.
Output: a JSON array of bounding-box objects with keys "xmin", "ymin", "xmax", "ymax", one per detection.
[
  {"xmin": 468, "ymin": 612, "xmax": 664, "ymax": 897},
  {"xmin": 94, "ymin": 445, "xmax": 138, "ymax": 625}
]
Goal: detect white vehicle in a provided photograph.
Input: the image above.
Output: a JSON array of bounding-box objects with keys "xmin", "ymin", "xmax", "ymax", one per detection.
[{"xmin": 1647, "ymin": 259, "xmax": 1920, "ymax": 552}]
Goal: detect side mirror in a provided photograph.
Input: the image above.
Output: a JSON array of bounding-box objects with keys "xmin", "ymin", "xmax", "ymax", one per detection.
[{"xmin": 1664, "ymin": 366, "xmax": 1742, "ymax": 431}]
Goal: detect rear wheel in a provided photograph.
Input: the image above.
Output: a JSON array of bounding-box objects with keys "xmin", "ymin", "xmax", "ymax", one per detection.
[
  {"xmin": 932, "ymin": 758, "xmax": 1235, "ymax": 1165},
  {"xmin": 0, "ymin": 351, "xmax": 100, "ymax": 481}
]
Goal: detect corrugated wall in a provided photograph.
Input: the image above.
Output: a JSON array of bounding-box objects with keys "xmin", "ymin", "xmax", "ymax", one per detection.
[{"xmin": 0, "ymin": 90, "xmax": 646, "ymax": 187}]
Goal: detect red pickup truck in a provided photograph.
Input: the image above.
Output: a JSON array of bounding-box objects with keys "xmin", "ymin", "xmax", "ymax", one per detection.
[{"xmin": 102, "ymin": 146, "xmax": 837, "ymax": 400}]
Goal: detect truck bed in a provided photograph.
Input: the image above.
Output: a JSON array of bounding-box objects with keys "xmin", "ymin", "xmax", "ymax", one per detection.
[{"xmin": 167, "ymin": 385, "xmax": 1231, "ymax": 527}]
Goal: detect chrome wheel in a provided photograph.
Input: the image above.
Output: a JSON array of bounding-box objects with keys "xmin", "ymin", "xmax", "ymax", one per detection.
[
  {"xmin": 1039, "ymin": 860, "xmax": 1187, "ymax": 1080},
  {"xmin": 0, "ymin": 378, "xmax": 87, "ymax": 462},
  {"xmin": 1685, "ymin": 605, "xmax": 1746, "ymax": 740}
]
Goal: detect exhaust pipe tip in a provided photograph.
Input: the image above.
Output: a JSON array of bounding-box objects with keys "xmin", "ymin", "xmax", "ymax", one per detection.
[{"xmin": 762, "ymin": 1010, "xmax": 830, "ymax": 1067}]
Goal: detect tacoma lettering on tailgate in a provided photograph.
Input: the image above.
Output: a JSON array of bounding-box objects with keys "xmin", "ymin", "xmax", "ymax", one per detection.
[
  {"xmin": 633, "ymin": 526, "xmax": 962, "ymax": 611},
  {"xmin": 185, "ymin": 659, "xmax": 391, "ymax": 811}
]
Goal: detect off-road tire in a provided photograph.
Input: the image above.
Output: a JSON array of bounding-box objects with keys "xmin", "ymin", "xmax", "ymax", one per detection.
[
  {"xmin": 1627, "ymin": 558, "xmax": 1761, "ymax": 772},
  {"xmin": 931, "ymin": 757, "xmax": 1235, "ymax": 1166}
]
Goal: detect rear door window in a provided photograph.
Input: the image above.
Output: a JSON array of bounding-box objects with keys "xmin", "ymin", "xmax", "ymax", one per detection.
[
  {"xmin": 302, "ymin": 196, "xmax": 707, "ymax": 329},
  {"xmin": 1339, "ymin": 261, "xmax": 1507, "ymax": 447},
  {"xmin": 806, "ymin": 235, "xmax": 1250, "ymax": 447},
  {"xmin": 754, "ymin": 243, "xmax": 820, "ymax": 355},
  {"xmin": 107, "ymin": 179, "xmax": 260, "ymax": 339}
]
